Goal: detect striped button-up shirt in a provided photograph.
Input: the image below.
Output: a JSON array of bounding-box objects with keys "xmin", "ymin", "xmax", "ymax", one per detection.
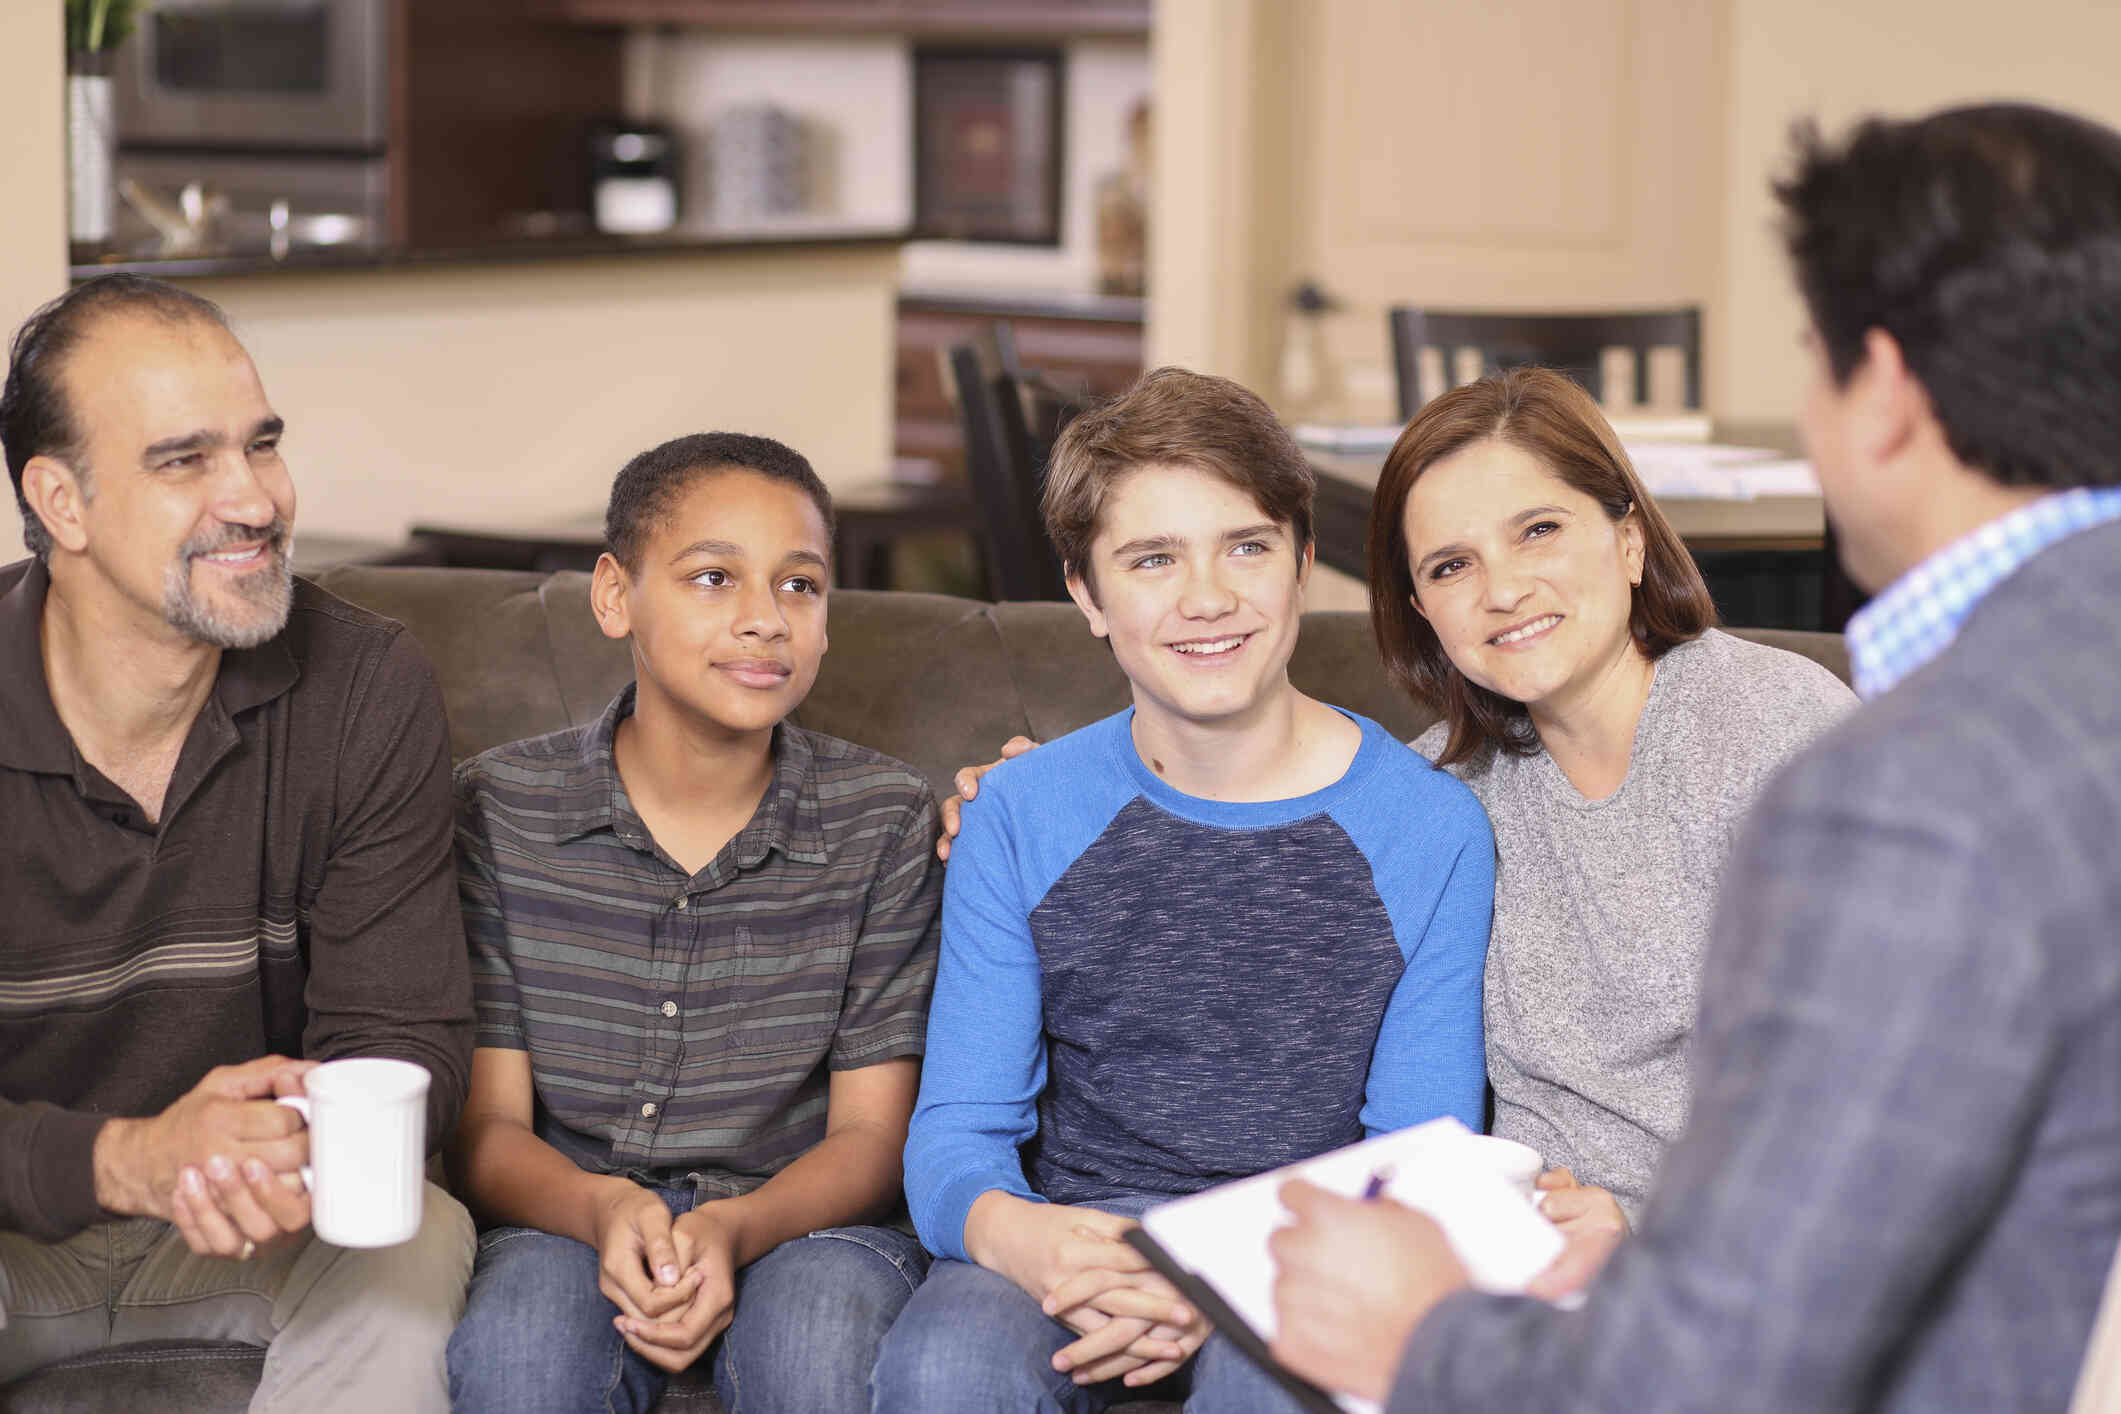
[
  {"xmin": 454, "ymin": 685, "xmax": 941, "ymax": 1195},
  {"xmin": 1847, "ymin": 484, "xmax": 2121, "ymax": 699}
]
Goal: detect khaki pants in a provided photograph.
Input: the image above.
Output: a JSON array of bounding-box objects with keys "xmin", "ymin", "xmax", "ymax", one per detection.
[{"xmin": 0, "ymin": 1183, "xmax": 473, "ymax": 1414}]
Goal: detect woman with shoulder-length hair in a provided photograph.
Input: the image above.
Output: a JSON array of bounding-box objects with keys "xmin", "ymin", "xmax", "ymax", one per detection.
[{"xmin": 1369, "ymin": 366, "xmax": 1853, "ymax": 1286}]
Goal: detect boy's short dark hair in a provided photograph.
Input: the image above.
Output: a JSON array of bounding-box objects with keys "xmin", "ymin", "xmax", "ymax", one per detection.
[
  {"xmin": 604, "ymin": 432, "xmax": 835, "ymax": 574},
  {"xmin": 2, "ymin": 274, "xmax": 230, "ymax": 560},
  {"xmin": 1042, "ymin": 367, "xmax": 1314, "ymax": 594},
  {"xmin": 1776, "ymin": 102, "xmax": 2121, "ymax": 490}
]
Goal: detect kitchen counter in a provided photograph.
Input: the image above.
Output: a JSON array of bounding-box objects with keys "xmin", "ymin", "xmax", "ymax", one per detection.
[
  {"xmin": 898, "ymin": 286, "xmax": 1145, "ymax": 325},
  {"xmin": 71, "ymin": 224, "xmax": 911, "ymax": 282}
]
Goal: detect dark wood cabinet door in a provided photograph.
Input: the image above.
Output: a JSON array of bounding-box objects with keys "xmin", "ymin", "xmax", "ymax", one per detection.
[{"xmin": 547, "ymin": 0, "xmax": 1147, "ymax": 37}]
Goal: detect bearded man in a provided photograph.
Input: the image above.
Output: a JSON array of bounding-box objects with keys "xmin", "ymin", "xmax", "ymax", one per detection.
[{"xmin": 0, "ymin": 274, "xmax": 474, "ymax": 1414}]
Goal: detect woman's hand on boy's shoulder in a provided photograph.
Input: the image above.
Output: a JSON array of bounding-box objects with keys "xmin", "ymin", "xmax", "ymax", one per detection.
[{"xmin": 935, "ymin": 736, "xmax": 1040, "ymax": 861}]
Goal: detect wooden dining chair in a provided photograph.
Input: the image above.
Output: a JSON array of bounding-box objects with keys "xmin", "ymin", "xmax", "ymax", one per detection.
[
  {"xmin": 1389, "ymin": 306, "xmax": 1703, "ymax": 420},
  {"xmin": 1309, "ymin": 467, "xmax": 1373, "ymax": 583},
  {"xmin": 946, "ymin": 329, "xmax": 1075, "ymax": 602}
]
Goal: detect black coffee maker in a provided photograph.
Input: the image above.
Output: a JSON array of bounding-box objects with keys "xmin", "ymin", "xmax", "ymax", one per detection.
[{"xmin": 586, "ymin": 120, "xmax": 681, "ymax": 234}]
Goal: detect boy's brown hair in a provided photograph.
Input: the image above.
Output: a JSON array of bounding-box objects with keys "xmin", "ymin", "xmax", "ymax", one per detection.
[{"xmin": 1042, "ymin": 366, "xmax": 1314, "ymax": 595}]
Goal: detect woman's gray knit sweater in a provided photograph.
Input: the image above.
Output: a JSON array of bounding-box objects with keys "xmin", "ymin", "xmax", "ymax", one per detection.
[{"xmin": 1413, "ymin": 629, "xmax": 1854, "ymax": 1220}]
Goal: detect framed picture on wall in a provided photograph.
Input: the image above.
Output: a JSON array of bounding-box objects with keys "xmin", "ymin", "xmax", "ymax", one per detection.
[{"xmin": 913, "ymin": 48, "xmax": 1065, "ymax": 245}]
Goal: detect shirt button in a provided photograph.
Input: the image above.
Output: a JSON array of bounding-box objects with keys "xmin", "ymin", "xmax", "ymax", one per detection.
[
  {"xmin": 660, "ymin": 1000, "xmax": 678, "ymax": 1018},
  {"xmin": 640, "ymin": 1101, "xmax": 658, "ymax": 1119},
  {"xmin": 674, "ymin": 896, "xmax": 688, "ymax": 911}
]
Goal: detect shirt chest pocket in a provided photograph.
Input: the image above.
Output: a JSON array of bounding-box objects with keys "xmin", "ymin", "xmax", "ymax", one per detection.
[{"xmin": 725, "ymin": 921, "xmax": 854, "ymax": 1057}]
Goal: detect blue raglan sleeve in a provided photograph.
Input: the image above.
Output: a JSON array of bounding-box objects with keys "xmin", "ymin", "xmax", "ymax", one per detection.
[
  {"xmin": 902, "ymin": 781, "xmax": 1051, "ymax": 1261},
  {"xmin": 1356, "ymin": 784, "xmax": 1494, "ymax": 1136}
]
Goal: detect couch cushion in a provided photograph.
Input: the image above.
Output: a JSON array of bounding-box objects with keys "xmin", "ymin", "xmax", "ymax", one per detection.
[
  {"xmin": 0, "ymin": 1340, "xmax": 728, "ymax": 1413},
  {"xmin": 310, "ymin": 570, "xmax": 1848, "ymax": 794},
  {"xmin": 1728, "ymin": 625, "xmax": 1850, "ymax": 683},
  {"xmin": 311, "ymin": 565, "xmax": 626, "ymax": 766},
  {"xmin": 0, "ymin": 1341, "xmax": 263, "ymax": 1414}
]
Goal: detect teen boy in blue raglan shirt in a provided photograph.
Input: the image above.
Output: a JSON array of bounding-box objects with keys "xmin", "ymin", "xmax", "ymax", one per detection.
[{"xmin": 876, "ymin": 368, "xmax": 1494, "ymax": 1414}]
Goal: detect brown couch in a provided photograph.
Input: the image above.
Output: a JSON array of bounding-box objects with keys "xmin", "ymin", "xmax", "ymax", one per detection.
[{"xmin": 3, "ymin": 567, "xmax": 1850, "ymax": 1414}]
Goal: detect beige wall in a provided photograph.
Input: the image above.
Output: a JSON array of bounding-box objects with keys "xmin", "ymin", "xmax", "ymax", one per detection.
[
  {"xmin": 1147, "ymin": 0, "xmax": 1298, "ymax": 390},
  {"xmin": 195, "ymin": 248, "xmax": 899, "ymax": 544},
  {"xmin": 1149, "ymin": 0, "xmax": 1726, "ymax": 423},
  {"xmin": 1, "ymin": 4, "xmax": 67, "ymax": 565},
  {"xmin": 1152, "ymin": 0, "xmax": 2121, "ymax": 427},
  {"xmin": 1716, "ymin": 0, "xmax": 2121, "ymax": 421},
  {"xmin": 1287, "ymin": 0, "xmax": 1728, "ymax": 422}
]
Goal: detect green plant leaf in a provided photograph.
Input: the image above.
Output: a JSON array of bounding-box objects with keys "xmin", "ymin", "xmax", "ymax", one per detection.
[{"xmin": 64, "ymin": 0, "xmax": 138, "ymax": 54}]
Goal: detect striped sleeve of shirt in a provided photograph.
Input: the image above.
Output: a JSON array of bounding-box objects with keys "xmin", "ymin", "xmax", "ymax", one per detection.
[
  {"xmin": 831, "ymin": 783, "xmax": 942, "ymax": 1068},
  {"xmin": 454, "ymin": 772, "xmax": 526, "ymax": 1052}
]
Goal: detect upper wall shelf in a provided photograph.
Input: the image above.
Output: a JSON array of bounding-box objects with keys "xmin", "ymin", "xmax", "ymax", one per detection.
[
  {"xmin": 547, "ymin": 0, "xmax": 1150, "ymax": 38},
  {"xmin": 70, "ymin": 226, "xmax": 910, "ymax": 282}
]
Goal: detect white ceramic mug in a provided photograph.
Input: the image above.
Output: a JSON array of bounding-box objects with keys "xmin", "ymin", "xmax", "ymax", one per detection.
[{"xmin": 276, "ymin": 1057, "xmax": 429, "ymax": 1248}]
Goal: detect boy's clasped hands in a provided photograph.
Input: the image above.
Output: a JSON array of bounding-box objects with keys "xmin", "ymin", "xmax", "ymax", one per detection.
[
  {"xmin": 965, "ymin": 1191, "xmax": 1210, "ymax": 1388},
  {"xmin": 593, "ymin": 1180, "xmax": 748, "ymax": 1373}
]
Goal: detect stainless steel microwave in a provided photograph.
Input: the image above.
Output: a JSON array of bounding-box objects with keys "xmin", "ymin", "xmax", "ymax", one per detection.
[{"xmin": 115, "ymin": 0, "xmax": 389, "ymax": 153}]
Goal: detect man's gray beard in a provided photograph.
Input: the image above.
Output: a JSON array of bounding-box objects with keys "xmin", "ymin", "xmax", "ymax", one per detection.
[{"xmin": 162, "ymin": 523, "xmax": 295, "ymax": 650}]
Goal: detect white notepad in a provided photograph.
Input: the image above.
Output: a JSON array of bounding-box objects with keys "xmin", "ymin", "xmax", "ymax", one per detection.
[{"xmin": 1134, "ymin": 1117, "xmax": 1566, "ymax": 1414}]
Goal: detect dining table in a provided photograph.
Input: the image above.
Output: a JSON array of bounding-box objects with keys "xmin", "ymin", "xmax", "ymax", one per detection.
[
  {"xmin": 405, "ymin": 476, "xmax": 979, "ymax": 590},
  {"xmin": 1307, "ymin": 448, "xmax": 1825, "ymax": 552},
  {"xmin": 1304, "ymin": 420, "xmax": 1853, "ymax": 632}
]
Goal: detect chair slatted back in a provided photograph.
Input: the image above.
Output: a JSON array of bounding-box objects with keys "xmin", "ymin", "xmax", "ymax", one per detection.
[
  {"xmin": 1390, "ymin": 306, "xmax": 1703, "ymax": 420},
  {"xmin": 947, "ymin": 330, "xmax": 1073, "ymax": 601}
]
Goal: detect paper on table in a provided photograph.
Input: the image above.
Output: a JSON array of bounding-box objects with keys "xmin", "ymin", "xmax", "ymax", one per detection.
[
  {"xmin": 1622, "ymin": 441, "xmax": 1820, "ymax": 500},
  {"xmin": 1727, "ymin": 458, "xmax": 1821, "ymax": 498},
  {"xmin": 1292, "ymin": 423, "xmax": 1405, "ymax": 454},
  {"xmin": 1293, "ymin": 412, "xmax": 1713, "ymax": 455},
  {"xmin": 1294, "ymin": 429, "xmax": 1819, "ymax": 502},
  {"xmin": 1606, "ymin": 410, "xmax": 1713, "ymax": 443},
  {"xmin": 1138, "ymin": 1117, "xmax": 1565, "ymax": 1414}
]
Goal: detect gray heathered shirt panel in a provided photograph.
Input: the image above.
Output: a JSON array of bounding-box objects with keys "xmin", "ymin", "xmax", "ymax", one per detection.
[
  {"xmin": 1414, "ymin": 629, "xmax": 1854, "ymax": 1218},
  {"xmin": 1026, "ymin": 798, "xmax": 1404, "ymax": 1207}
]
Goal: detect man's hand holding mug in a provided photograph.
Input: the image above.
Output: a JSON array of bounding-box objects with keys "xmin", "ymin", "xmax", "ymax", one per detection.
[
  {"xmin": 91, "ymin": 1055, "xmax": 318, "ymax": 1258},
  {"xmin": 91, "ymin": 1054, "xmax": 431, "ymax": 1259}
]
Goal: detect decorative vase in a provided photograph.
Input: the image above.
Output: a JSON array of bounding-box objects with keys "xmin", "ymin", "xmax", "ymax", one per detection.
[{"xmin": 67, "ymin": 55, "xmax": 117, "ymax": 245}]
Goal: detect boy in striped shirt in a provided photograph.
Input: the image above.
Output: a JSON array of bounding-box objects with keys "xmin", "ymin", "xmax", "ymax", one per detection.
[{"xmin": 446, "ymin": 433, "xmax": 941, "ymax": 1414}]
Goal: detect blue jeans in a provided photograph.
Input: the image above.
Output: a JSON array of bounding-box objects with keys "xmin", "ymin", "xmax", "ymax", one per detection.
[
  {"xmin": 447, "ymin": 1182, "xmax": 927, "ymax": 1414},
  {"xmin": 871, "ymin": 1257, "xmax": 1308, "ymax": 1414}
]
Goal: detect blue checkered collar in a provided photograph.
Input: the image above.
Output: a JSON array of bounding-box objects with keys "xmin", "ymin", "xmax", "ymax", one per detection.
[{"xmin": 1846, "ymin": 485, "xmax": 2121, "ymax": 699}]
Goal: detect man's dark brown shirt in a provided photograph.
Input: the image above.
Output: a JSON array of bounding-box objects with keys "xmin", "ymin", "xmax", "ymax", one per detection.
[{"xmin": 0, "ymin": 558, "xmax": 475, "ymax": 1241}]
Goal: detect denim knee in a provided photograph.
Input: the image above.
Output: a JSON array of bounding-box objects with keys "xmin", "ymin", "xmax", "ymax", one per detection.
[
  {"xmin": 447, "ymin": 1226, "xmax": 664, "ymax": 1414},
  {"xmin": 871, "ymin": 1258, "xmax": 1095, "ymax": 1414},
  {"xmin": 1181, "ymin": 1332, "xmax": 1309, "ymax": 1414},
  {"xmin": 714, "ymin": 1224, "xmax": 927, "ymax": 1414}
]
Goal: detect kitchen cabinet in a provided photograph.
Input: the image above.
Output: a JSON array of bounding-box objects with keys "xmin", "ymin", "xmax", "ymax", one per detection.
[{"xmin": 396, "ymin": 0, "xmax": 624, "ymax": 246}]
